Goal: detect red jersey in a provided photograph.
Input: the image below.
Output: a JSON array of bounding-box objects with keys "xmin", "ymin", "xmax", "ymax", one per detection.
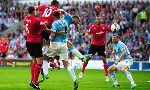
[
  {"xmin": 37, "ymin": 4, "xmax": 58, "ymax": 26},
  {"xmin": 24, "ymin": 15, "xmax": 46, "ymax": 43},
  {"xmin": 0, "ymin": 39, "xmax": 9, "ymax": 53},
  {"xmin": 87, "ymin": 24, "xmax": 111, "ymax": 46}
]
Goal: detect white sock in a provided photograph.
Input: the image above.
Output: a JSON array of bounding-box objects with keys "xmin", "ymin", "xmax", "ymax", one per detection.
[
  {"xmin": 70, "ymin": 46, "xmax": 84, "ymax": 59},
  {"xmin": 109, "ymin": 72, "xmax": 119, "ymax": 85},
  {"xmin": 125, "ymin": 71, "xmax": 135, "ymax": 85},
  {"xmin": 66, "ymin": 65, "xmax": 77, "ymax": 82},
  {"xmin": 42, "ymin": 60, "xmax": 49, "ymax": 75}
]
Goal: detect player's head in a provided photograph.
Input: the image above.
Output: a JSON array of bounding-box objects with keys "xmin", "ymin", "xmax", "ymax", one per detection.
[
  {"xmin": 53, "ymin": 11, "xmax": 60, "ymax": 20},
  {"xmin": 72, "ymin": 15, "xmax": 80, "ymax": 26},
  {"xmin": 51, "ymin": 0, "xmax": 59, "ymax": 7},
  {"xmin": 112, "ymin": 34, "xmax": 119, "ymax": 44},
  {"xmin": 27, "ymin": 6, "xmax": 36, "ymax": 16},
  {"xmin": 95, "ymin": 17, "xmax": 103, "ymax": 25}
]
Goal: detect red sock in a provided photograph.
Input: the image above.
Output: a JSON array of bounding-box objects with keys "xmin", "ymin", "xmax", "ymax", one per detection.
[
  {"xmin": 0, "ymin": 59, "xmax": 2, "ymax": 65},
  {"xmin": 103, "ymin": 64, "xmax": 108, "ymax": 76},
  {"xmin": 33, "ymin": 64, "xmax": 42, "ymax": 84},
  {"xmin": 5, "ymin": 59, "xmax": 13, "ymax": 64},
  {"xmin": 50, "ymin": 58, "xmax": 54, "ymax": 62},
  {"xmin": 54, "ymin": 62, "xmax": 59, "ymax": 68},
  {"xmin": 82, "ymin": 60, "xmax": 89, "ymax": 73},
  {"xmin": 31, "ymin": 63, "xmax": 36, "ymax": 81}
]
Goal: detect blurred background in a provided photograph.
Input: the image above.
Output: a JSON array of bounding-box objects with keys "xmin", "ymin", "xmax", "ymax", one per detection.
[{"xmin": 0, "ymin": 0, "xmax": 150, "ymax": 70}]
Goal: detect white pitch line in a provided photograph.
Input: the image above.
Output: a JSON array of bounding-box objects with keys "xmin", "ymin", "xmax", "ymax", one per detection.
[{"xmin": 0, "ymin": 81, "xmax": 149, "ymax": 87}]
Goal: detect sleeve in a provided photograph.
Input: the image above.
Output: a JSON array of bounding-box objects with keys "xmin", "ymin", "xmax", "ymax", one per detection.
[
  {"xmin": 63, "ymin": 13, "xmax": 72, "ymax": 26},
  {"xmin": 87, "ymin": 26, "xmax": 93, "ymax": 34},
  {"xmin": 37, "ymin": 5, "xmax": 46, "ymax": 11},
  {"xmin": 119, "ymin": 44, "xmax": 126, "ymax": 51},
  {"xmin": 51, "ymin": 22, "xmax": 58, "ymax": 33},
  {"xmin": 105, "ymin": 25, "xmax": 112, "ymax": 32}
]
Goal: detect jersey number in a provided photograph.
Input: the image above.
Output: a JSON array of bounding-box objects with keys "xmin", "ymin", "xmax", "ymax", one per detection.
[
  {"xmin": 42, "ymin": 8, "xmax": 52, "ymax": 17},
  {"xmin": 25, "ymin": 24, "xmax": 29, "ymax": 34}
]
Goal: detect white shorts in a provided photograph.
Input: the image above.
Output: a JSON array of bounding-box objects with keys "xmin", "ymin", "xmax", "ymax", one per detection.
[
  {"xmin": 114, "ymin": 59, "xmax": 133, "ymax": 71},
  {"xmin": 45, "ymin": 42, "xmax": 68, "ymax": 61},
  {"xmin": 42, "ymin": 46, "xmax": 49, "ymax": 55}
]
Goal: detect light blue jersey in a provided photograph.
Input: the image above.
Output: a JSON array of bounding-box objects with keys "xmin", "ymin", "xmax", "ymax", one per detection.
[
  {"xmin": 51, "ymin": 18, "xmax": 68, "ymax": 43},
  {"xmin": 63, "ymin": 13, "xmax": 72, "ymax": 26},
  {"xmin": 113, "ymin": 41, "xmax": 132, "ymax": 60}
]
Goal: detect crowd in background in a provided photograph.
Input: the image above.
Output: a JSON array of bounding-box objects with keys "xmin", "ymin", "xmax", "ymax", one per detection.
[{"xmin": 0, "ymin": 0, "xmax": 150, "ymax": 61}]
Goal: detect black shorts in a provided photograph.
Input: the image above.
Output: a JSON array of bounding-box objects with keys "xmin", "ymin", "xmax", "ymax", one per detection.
[
  {"xmin": 0, "ymin": 52, "xmax": 6, "ymax": 58},
  {"xmin": 26, "ymin": 42, "xmax": 43, "ymax": 58},
  {"xmin": 88, "ymin": 44, "xmax": 106, "ymax": 57}
]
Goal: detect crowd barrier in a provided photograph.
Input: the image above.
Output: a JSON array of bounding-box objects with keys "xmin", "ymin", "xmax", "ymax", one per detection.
[{"xmin": 0, "ymin": 58, "xmax": 149, "ymax": 71}]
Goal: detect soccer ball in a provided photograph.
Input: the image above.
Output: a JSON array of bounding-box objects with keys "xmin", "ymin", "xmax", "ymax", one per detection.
[{"xmin": 111, "ymin": 23, "xmax": 120, "ymax": 32}]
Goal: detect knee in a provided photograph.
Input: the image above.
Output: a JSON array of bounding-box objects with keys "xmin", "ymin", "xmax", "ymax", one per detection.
[
  {"xmin": 102, "ymin": 56, "xmax": 107, "ymax": 64},
  {"xmin": 122, "ymin": 66, "xmax": 129, "ymax": 73},
  {"xmin": 107, "ymin": 68, "xmax": 111, "ymax": 73},
  {"xmin": 103, "ymin": 59, "xmax": 107, "ymax": 64},
  {"xmin": 67, "ymin": 42, "xmax": 73, "ymax": 48}
]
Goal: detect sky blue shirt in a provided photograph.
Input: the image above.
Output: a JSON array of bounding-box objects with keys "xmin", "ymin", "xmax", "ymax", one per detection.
[
  {"xmin": 63, "ymin": 13, "xmax": 72, "ymax": 26},
  {"xmin": 148, "ymin": 34, "xmax": 150, "ymax": 44},
  {"xmin": 51, "ymin": 17, "xmax": 68, "ymax": 43},
  {"xmin": 113, "ymin": 41, "xmax": 132, "ymax": 60}
]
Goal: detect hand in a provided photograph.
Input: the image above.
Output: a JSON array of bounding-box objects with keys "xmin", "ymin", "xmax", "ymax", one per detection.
[
  {"xmin": 59, "ymin": 9, "xmax": 66, "ymax": 14},
  {"xmin": 114, "ymin": 61, "xmax": 119, "ymax": 65},
  {"xmin": 85, "ymin": 33, "xmax": 89, "ymax": 38},
  {"xmin": 38, "ymin": 1, "xmax": 40, "ymax": 6}
]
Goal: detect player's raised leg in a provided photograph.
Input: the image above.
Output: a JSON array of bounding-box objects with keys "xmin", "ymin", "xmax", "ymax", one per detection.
[{"xmin": 68, "ymin": 41, "xmax": 91, "ymax": 61}]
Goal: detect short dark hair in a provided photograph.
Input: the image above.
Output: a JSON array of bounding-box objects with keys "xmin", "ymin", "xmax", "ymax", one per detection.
[
  {"xmin": 72, "ymin": 15, "xmax": 79, "ymax": 20},
  {"xmin": 53, "ymin": 11, "xmax": 60, "ymax": 19},
  {"xmin": 112, "ymin": 34, "xmax": 119, "ymax": 38},
  {"xmin": 27, "ymin": 6, "xmax": 35, "ymax": 14},
  {"xmin": 51, "ymin": 0, "xmax": 59, "ymax": 6}
]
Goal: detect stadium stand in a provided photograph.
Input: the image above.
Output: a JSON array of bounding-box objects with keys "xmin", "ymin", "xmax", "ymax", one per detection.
[{"xmin": 0, "ymin": 0, "xmax": 150, "ymax": 61}]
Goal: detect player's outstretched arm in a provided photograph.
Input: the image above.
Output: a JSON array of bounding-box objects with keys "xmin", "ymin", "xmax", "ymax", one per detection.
[
  {"xmin": 115, "ymin": 49, "xmax": 126, "ymax": 65},
  {"xmin": 85, "ymin": 33, "xmax": 90, "ymax": 38},
  {"xmin": 58, "ymin": 9, "xmax": 66, "ymax": 15}
]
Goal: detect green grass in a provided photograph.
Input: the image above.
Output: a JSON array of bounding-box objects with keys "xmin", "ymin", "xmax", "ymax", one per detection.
[{"xmin": 0, "ymin": 66, "xmax": 150, "ymax": 90}]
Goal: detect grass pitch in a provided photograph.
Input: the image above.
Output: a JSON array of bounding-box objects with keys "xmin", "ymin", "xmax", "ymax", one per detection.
[{"xmin": 0, "ymin": 66, "xmax": 150, "ymax": 90}]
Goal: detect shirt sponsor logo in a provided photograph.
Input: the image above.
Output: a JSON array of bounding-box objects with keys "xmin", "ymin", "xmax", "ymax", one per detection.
[{"xmin": 96, "ymin": 31, "xmax": 104, "ymax": 34}]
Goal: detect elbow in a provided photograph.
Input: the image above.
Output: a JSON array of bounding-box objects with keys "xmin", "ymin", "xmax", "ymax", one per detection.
[{"xmin": 122, "ymin": 52, "xmax": 126, "ymax": 57}]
